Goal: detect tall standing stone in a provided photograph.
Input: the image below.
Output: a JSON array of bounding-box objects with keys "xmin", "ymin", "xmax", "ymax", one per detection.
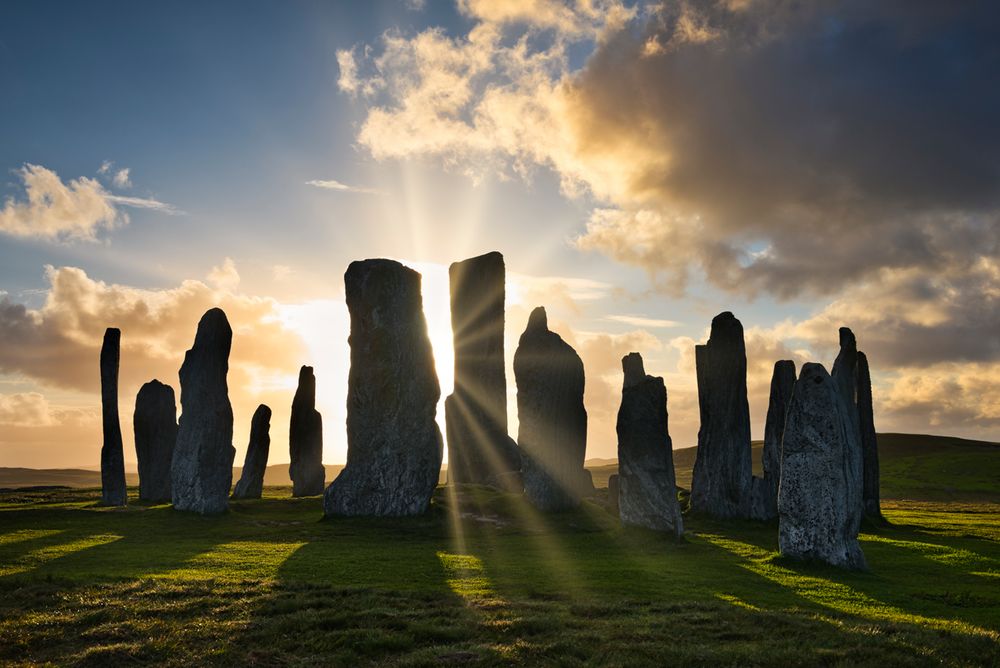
[
  {"xmin": 445, "ymin": 251, "xmax": 520, "ymax": 485},
  {"xmin": 324, "ymin": 260, "xmax": 443, "ymax": 516},
  {"xmin": 100, "ymin": 327, "xmax": 127, "ymax": 506},
  {"xmin": 751, "ymin": 360, "xmax": 796, "ymax": 520},
  {"xmin": 778, "ymin": 363, "xmax": 867, "ymax": 570},
  {"xmin": 616, "ymin": 353, "xmax": 683, "ymax": 536},
  {"xmin": 171, "ymin": 308, "xmax": 235, "ymax": 514},
  {"xmin": 289, "ymin": 366, "xmax": 324, "ymax": 497},
  {"xmin": 857, "ymin": 351, "xmax": 882, "ymax": 520},
  {"xmin": 232, "ymin": 404, "xmax": 272, "ymax": 500},
  {"xmin": 513, "ymin": 307, "xmax": 590, "ymax": 511},
  {"xmin": 831, "ymin": 326, "xmax": 865, "ymax": 525},
  {"xmin": 690, "ymin": 312, "xmax": 753, "ymax": 519},
  {"xmin": 133, "ymin": 379, "xmax": 177, "ymax": 503}
]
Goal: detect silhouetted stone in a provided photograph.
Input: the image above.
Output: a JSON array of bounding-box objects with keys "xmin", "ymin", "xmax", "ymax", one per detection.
[
  {"xmin": 831, "ymin": 326, "xmax": 865, "ymax": 524},
  {"xmin": 751, "ymin": 360, "xmax": 796, "ymax": 520},
  {"xmin": 607, "ymin": 474, "xmax": 620, "ymax": 515},
  {"xmin": 513, "ymin": 307, "xmax": 589, "ymax": 511},
  {"xmin": 232, "ymin": 404, "xmax": 272, "ymax": 500},
  {"xmin": 324, "ymin": 260, "xmax": 443, "ymax": 516},
  {"xmin": 133, "ymin": 379, "xmax": 177, "ymax": 503},
  {"xmin": 779, "ymin": 363, "xmax": 866, "ymax": 570},
  {"xmin": 171, "ymin": 308, "xmax": 235, "ymax": 514},
  {"xmin": 289, "ymin": 366, "xmax": 324, "ymax": 497},
  {"xmin": 690, "ymin": 312, "xmax": 753, "ymax": 519},
  {"xmin": 857, "ymin": 351, "xmax": 882, "ymax": 520},
  {"xmin": 100, "ymin": 327, "xmax": 126, "ymax": 506},
  {"xmin": 445, "ymin": 251, "xmax": 520, "ymax": 486},
  {"xmin": 616, "ymin": 353, "xmax": 683, "ymax": 536}
]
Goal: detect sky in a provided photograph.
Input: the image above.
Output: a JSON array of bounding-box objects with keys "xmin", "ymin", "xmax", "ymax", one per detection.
[{"xmin": 1, "ymin": 0, "xmax": 998, "ymax": 470}]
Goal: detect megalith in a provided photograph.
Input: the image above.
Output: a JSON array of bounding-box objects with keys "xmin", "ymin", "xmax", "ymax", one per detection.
[
  {"xmin": 751, "ymin": 360, "xmax": 796, "ymax": 520},
  {"xmin": 133, "ymin": 379, "xmax": 177, "ymax": 503},
  {"xmin": 445, "ymin": 251, "xmax": 520, "ymax": 485},
  {"xmin": 616, "ymin": 353, "xmax": 683, "ymax": 536},
  {"xmin": 778, "ymin": 363, "xmax": 867, "ymax": 570},
  {"xmin": 171, "ymin": 308, "xmax": 236, "ymax": 514},
  {"xmin": 323, "ymin": 260, "xmax": 443, "ymax": 516},
  {"xmin": 232, "ymin": 404, "xmax": 272, "ymax": 500},
  {"xmin": 289, "ymin": 365, "xmax": 324, "ymax": 497},
  {"xmin": 101, "ymin": 327, "xmax": 127, "ymax": 506},
  {"xmin": 857, "ymin": 351, "xmax": 882, "ymax": 520},
  {"xmin": 831, "ymin": 326, "xmax": 865, "ymax": 523},
  {"xmin": 690, "ymin": 312, "xmax": 753, "ymax": 519},
  {"xmin": 513, "ymin": 307, "xmax": 589, "ymax": 511}
]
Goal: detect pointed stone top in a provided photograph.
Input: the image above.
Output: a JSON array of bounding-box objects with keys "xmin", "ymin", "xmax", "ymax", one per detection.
[
  {"xmin": 774, "ymin": 359, "xmax": 796, "ymax": 374},
  {"xmin": 195, "ymin": 308, "xmax": 232, "ymax": 345},
  {"xmin": 622, "ymin": 352, "xmax": 647, "ymax": 389},
  {"xmin": 104, "ymin": 327, "xmax": 121, "ymax": 340},
  {"xmin": 839, "ymin": 326, "xmax": 856, "ymax": 349},
  {"xmin": 298, "ymin": 365, "xmax": 314, "ymax": 380},
  {"xmin": 800, "ymin": 361, "xmax": 830, "ymax": 385},
  {"xmin": 708, "ymin": 311, "xmax": 743, "ymax": 343},
  {"xmin": 858, "ymin": 350, "xmax": 869, "ymax": 364},
  {"xmin": 526, "ymin": 306, "xmax": 548, "ymax": 333},
  {"xmin": 253, "ymin": 403, "xmax": 272, "ymax": 421}
]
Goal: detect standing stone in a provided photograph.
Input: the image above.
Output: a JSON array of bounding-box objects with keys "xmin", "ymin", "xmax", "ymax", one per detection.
[
  {"xmin": 445, "ymin": 252, "xmax": 520, "ymax": 486},
  {"xmin": 100, "ymin": 327, "xmax": 127, "ymax": 506},
  {"xmin": 751, "ymin": 360, "xmax": 796, "ymax": 520},
  {"xmin": 232, "ymin": 404, "xmax": 272, "ymax": 500},
  {"xmin": 831, "ymin": 326, "xmax": 865, "ymax": 524},
  {"xmin": 616, "ymin": 353, "xmax": 683, "ymax": 536},
  {"xmin": 324, "ymin": 260, "xmax": 443, "ymax": 516},
  {"xmin": 857, "ymin": 352, "xmax": 882, "ymax": 520},
  {"xmin": 513, "ymin": 307, "xmax": 589, "ymax": 511},
  {"xmin": 607, "ymin": 473, "xmax": 620, "ymax": 515},
  {"xmin": 133, "ymin": 379, "xmax": 177, "ymax": 503},
  {"xmin": 690, "ymin": 312, "xmax": 753, "ymax": 519},
  {"xmin": 778, "ymin": 363, "xmax": 867, "ymax": 570},
  {"xmin": 171, "ymin": 308, "xmax": 235, "ymax": 514},
  {"xmin": 289, "ymin": 366, "xmax": 324, "ymax": 496}
]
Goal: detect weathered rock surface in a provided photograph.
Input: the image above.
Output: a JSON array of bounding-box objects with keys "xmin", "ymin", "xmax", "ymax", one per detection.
[
  {"xmin": 133, "ymin": 379, "xmax": 177, "ymax": 503},
  {"xmin": 289, "ymin": 366, "xmax": 324, "ymax": 497},
  {"xmin": 171, "ymin": 308, "xmax": 236, "ymax": 514},
  {"xmin": 607, "ymin": 474, "xmax": 620, "ymax": 516},
  {"xmin": 513, "ymin": 307, "xmax": 590, "ymax": 511},
  {"xmin": 857, "ymin": 351, "xmax": 882, "ymax": 519},
  {"xmin": 445, "ymin": 251, "xmax": 520, "ymax": 485},
  {"xmin": 690, "ymin": 312, "xmax": 753, "ymax": 519},
  {"xmin": 324, "ymin": 260, "xmax": 443, "ymax": 516},
  {"xmin": 232, "ymin": 404, "xmax": 272, "ymax": 500},
  {"xmin": 751, "ymin": 360, "xmax": 796, "ymax": 520},
  {"xmin": 778, "ymin": 363, "xmax": 867, "ymax": 570},
  {"xmin": 616, "ymin": 353, "xmax": 683, "ymax": 536},
  {"xmin": 831, "ymin": 326, "xmax": 865, "ymax": 524},
  {"xmin": 101, "ymin": 328, "xmax": 127, "ymax": 506}
]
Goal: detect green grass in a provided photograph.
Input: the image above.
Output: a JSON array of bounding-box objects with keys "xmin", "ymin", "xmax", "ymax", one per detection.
[{"xmin": 1, "ymin": 485, "xmax": 998, "ymax": 666}]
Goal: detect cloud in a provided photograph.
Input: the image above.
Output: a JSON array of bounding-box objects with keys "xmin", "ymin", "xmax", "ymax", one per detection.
[
  {"xmin": 0, "ymin": 164, "xmax": 178, "ymax": 240},
  {"xmin": 0, "ymin": 392, "xmax": 55, "ymax": 427},
  {"xmin": 605, "ymin": 314, "xmax": 680, "ymax": 328},
  {"xmin": 112, "ymin": 168, "xmax": 131, "ymax": 188},
  {"xmin": 305, "ymin": 178, "xmax": 381, "ymax": 195}
]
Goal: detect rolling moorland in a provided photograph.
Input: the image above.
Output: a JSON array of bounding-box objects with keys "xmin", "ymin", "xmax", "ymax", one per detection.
[{"xmin": 0, "ymin": 432, "xmax": 998, "ymax": 666}]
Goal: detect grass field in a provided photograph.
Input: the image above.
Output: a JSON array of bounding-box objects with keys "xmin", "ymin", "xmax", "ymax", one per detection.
[{"xmin": 1, "ymin": 481, "xmax": 998, "ymax": 666}]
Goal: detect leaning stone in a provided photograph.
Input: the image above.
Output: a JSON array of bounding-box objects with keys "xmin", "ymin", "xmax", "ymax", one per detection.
[
  {"xmin": 690, "ymin": 312, "xmax": 753, "ymax": 519},
  {"xmin": 133, "ymin": 379, "xmax": 177, "ymax": 503},
  {"xmin": 751, "ymin": 360, "xmax": 796, "ymax": 520},
  {"xmin": 513, "ymin": 307, "xmax": 589, "ymax": 511},
  {"xmin": 857, "ymin": 351, "xmax": 882, "ymax": 520},
  {"xmin": 289, "ymin": 366, "xmax": 324, "ymax": 497},
  {"xmin": 100, "ymin": 327, "xmax": 127, "ymax": 506},
  {"xmin": 324, "ymin": 260, "xmax": 443, "ymax": 516},
  {"xmin": 778, "ymin": 363, "xmax": 867, "ymax": 570},
  {"xmin": 445, "ymin": 252, "xmax": 520, "ymax": 485},
  {"xmin": 171, "ymin": 308, "xmax": 236, "ymax": 514},
  {"xmin": 232, "ymin": 404, "xmax": 272, "ymax": 500},
  {"xmin": 616, "ymin": 353, "xmax": 683, "ymax": 536}
]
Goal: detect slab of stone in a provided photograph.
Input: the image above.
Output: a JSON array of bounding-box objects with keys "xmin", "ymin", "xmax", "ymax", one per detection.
[
  {"xmin": 690, "ymin": 312, "xmax": 753, "ymax": 519},
  {"xmin": 445, "ymin": 252, "xmax": 520, "ymax": 485},
  {"xmin": 171, "ymin": 308, "xmax": 236, "ymax": 515},
  {"xmin": 232, "ymin": 404, "xmax": 272, "ymax": 500},
  {"xmin": 101, "ymin": 327, "xmax": 127, "ymax": 506},
  {"xmin": 616, "ymin": 353, "xmax": 683, "ymax": 536},
  {"xmin": 857, "ymin": 351, "xmax": 882, "ymax": 520},
  {"xmin": 513, "ymin": 307, "xmax": 589, "ymax": 511},
  {"xmin": 289, "ymin": 366, "xmax": 324, "ymax": 497},
  {"xmin": 831, "ymin": 326, "xmax": 865, "ymax": 524},
  {"xmin": 751, "ymin": 360, "xmax": 796, "ymax": 520},
  {"xmin": 133, "ymin": 379, "xmax": 177, "ymax": 503},
  {"xmin": 324, "ymin": 260, "xmax": 443, "ymax": 516},
  {"xmin": 778, "ymin": 363, "xmax": 867, "ymax": 570}
]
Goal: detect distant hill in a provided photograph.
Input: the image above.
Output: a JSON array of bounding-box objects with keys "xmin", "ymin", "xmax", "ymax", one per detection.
[{"xmin": 2, "ymin": 433, "xmax": 997, "ymax": 501}]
